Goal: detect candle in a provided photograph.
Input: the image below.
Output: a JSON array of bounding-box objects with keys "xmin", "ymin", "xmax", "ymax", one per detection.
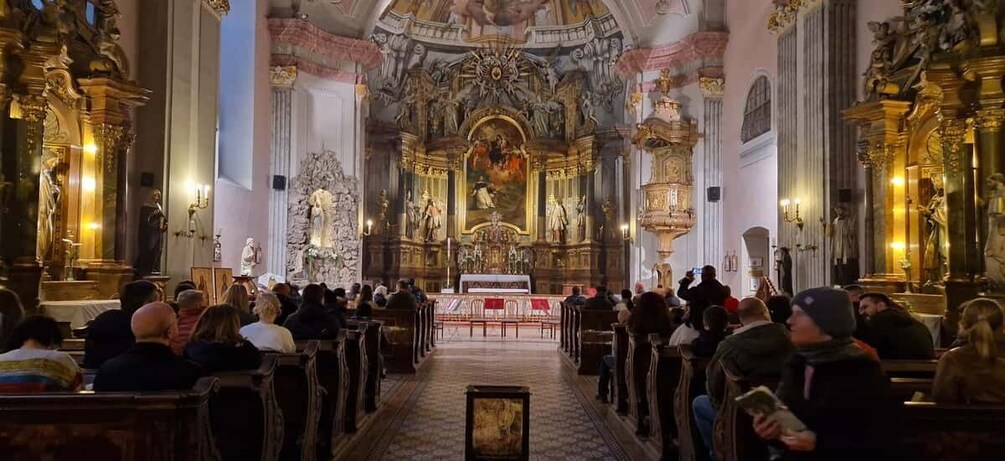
[{"xmin": 447, "ymin": 238, "xmax": 452, "ymax": 259}]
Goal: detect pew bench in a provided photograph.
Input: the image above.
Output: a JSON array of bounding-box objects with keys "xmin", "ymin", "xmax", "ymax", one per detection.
[
  {"xmin": 646, "ymin": 334, "xmax": 683, "ymax": 460},
  {"xmin": 675, "ymin": 345, "xmax": 712, "ymax": 461},
  {"xmin": 900, "ymin": 402, "xmax": 1005, "ymax": 461},
  {"xmin": 295, "ymin": 335, "xmax": 348, "ymax": 458},
  {"xmin": 0, "ymin": 377, "xmax": 221, "ymax": 461},
  {"xmin": 269, "ymin": 340, "xmax": 323, "ymax": 461},
  {"xmin": 209, "ymin": 355, "xmax": 284, "ymax": 461},
  {"xmin": 711, "ymin": 361, "xmax": 779, "ymax": 461}
]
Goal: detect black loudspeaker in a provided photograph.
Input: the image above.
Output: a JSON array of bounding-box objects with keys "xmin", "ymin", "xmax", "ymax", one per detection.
[
  {"xmin": 139, "ymin": 172, "xmax": 155, "ymax": 187},
  {"xmin": 707, "ymin": 186, "xmax": 721, "ymax": 202},
  {"xmin": 839, "ymin": 188, "xmax": 853, "ymax": 203},
  {"xmin": 272, "ymin": 175, "xmax": 287, "ymax": 191}
]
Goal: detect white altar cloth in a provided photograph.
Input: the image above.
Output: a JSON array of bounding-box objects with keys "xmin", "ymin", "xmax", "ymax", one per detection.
[
  {"xmin": 459, "ymin": 274, "xmax": 532, "ymax": 293},
  {"xmin": 41, "ymin": 300, "xmax": 120, "ymax": 328},
  {"xmin": 469, "ymin": 288, "xmax": 529, "ymax": 294}
]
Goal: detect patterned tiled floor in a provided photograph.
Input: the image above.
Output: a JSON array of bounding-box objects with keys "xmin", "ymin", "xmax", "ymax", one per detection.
[{"xmin": 365, "ymin": 326, "xmax": 629, "ymax": 460}]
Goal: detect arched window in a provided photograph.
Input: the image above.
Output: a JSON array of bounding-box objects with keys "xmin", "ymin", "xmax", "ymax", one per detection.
[{"xmin": 741, "ymin": 76, "xmax": 772, "ymax": 143}]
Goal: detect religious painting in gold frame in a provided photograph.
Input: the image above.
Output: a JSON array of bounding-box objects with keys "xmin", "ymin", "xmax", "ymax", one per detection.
[
  {"xmin": 461, "ymin": 116, "xmax": 531, "ymax": 233},
  {"xmin": 213, "ymin": 267, "xmax": 234, "ymax": 306},
  {"xmin": 190, "ymin": 267, "xmax": 214, "ymax": 303}
]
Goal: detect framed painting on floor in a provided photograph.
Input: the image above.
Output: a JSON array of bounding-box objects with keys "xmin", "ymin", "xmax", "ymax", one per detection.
[
  {"xmin": 465, "ymin": 385, "xmax": 530, "ymax": 461},
  {"xmin": 190, "ymin": 267, "xmax": 214, "ymax": 303},
  {"xmin": 213, "ymin": 267, "xmax": 233, "ymax": 305}
]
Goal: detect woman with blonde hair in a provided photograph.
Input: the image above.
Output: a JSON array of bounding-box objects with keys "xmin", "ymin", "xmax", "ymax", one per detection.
[
  {"xmin": 0, "ymin": 288, "xmax": 25, "ymax": 350},
  {"xmin": 184, "ymin": 304, "xmax": 261, "ymax": 373},
  {"xmin": 240, "ymin": 292, "xmax": 295, "ymax": 353},
  {"xmin": 222, "ymin": 284, "xmax": 257, "ymax": 326},
  {"xmin": 932, "ymin": 298, "xmax": 1005, "ymax": 404}
]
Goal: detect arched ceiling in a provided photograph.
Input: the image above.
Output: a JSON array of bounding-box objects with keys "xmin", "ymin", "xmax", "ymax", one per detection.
[{"xmin": 268, "ymin": 0, "xmax": 701, "ymax": 48}]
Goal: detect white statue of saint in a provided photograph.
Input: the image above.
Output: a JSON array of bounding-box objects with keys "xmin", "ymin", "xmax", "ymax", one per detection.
[
  {"xmin": 309, "ymin": 196, "xmax": 325, "ymax": 247},
  {"xmin": 985, "ymin": 173, "xmax": 1005, "ymax": 288},
  {"xmin": 240, "ymin": 238, "xmax": 259, "ymax": 276},
  {"xmin": 548, "ymin": 194, "xmax": 568, "ymax": 242}
]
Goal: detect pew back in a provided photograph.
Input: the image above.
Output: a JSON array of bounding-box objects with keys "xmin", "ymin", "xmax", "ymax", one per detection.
[
  {"xmin": 209, "ymin": 355, "xmax": 284, "ymax": 461},
  {"xmin": 675, "ymin": 345, "xmax": 712, "ymax": 461},
  {"xmin": 712, "ymin": 361, "xmax": 778, "ymax": 461},
  {"xmin": 270, "ymin": 340, "xmax": 323, "ymax": 461},
  {"xmin": 0, "ymin": 377, "xmax": 222, "ymax": 461},
  {"xmin": 900, "ymin": 401, "xmax": 1005, "ymax": 461}
]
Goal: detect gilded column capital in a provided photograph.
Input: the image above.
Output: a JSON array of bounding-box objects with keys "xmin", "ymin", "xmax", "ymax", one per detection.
[
  {"xmin": 203, "ymin": 0, "xmax": 230, "ymax": 17},
  {"xmin": 93, "ymin": 123, "xmax": 129, "ymax": 175},
  {"xmin": 768, "ymin": 0, "xmax": 821, "ymax": 35},
  {"xmin": 270, "ymin": 65, "xmax": 297, "ymax": 88},
  {"xmin": 939, "ymin": 118, "xmax": 969, "ymax": 172},
  {"xmin": 975, "ymin": 108, "xmax": 1005, "ymax": 132},
  {"xmin": 699, "ymin": 77, "xmax": 725, "ymax": 99},
  {"xmin": 858, "ymin": 142, "xmax": 897, "ymax": 169}
]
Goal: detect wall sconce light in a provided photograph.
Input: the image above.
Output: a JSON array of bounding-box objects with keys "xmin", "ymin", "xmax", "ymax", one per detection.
[
  {"xmin": 188, "ymin": 183, "xmax": 210, "ymax": 219},
  {"xmin": 795, "ymin": 242, "xmax": 818, "ymax": 253},
  {"xmin": 780, "ymin": 198, "xmax": 804, "ymax": 230},
  {"xmin": 620, "ymin": 223, "xmax": 630, "ymax": 241},
  {"xmin": 83, "ymin": 143, "xmax": 98, "ymax": 156},
  {"xmin": 363, "ymin": 219, "xmax": 373, "ymax": 236},
  {"xmin": 81, "ymin": 176, "xmax": 96, "ymax": 192},
  {"xmin": 87, "ymin": 222, "xmax": 101, "ymax": 231}
]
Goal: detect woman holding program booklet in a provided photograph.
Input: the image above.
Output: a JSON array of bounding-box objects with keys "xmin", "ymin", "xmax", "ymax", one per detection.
[{"xmin": 751, "ymin": 287, "xmax": 891, "ymax": 461}]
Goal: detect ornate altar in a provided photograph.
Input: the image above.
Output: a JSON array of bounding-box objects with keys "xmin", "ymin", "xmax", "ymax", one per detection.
[
  {"xmin": 362, "ymin": 33, "xmax": 629, "ymax": 294},
  {"xmin": 632, "ymin": 70, "xmax": 700, "ymax": 288},
  {"xmin": 844, "ymin": 1, "xmax": 1005, "ymax": 330}
]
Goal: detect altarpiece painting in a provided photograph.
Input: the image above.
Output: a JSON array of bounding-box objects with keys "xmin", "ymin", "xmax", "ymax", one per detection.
[{"xmin": 464, "ymin": 117, "xmax": 529, "ymax": 232}]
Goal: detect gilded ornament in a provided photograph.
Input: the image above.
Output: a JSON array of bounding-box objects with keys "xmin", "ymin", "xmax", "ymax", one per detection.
[
  {"xmin": 203, "ymin": 0, "xmax": 230, "ymax": 17},
  {"xmin": 625, "ymin": 92, "xmax": 643, "ymax": 114},
  {"xmin": 976, "ymin": 108, "xmax": 1005, "ymax": 132},
  {"xmin": 45, "ymin": 70, "xmax": 82, "ymax": 107},
  {"xmin": 270, "ymin": 66, "xmax": 297, "ymax": 88},
  {"xmin": 939, "ymin": 119, "xmax": 968, "ymax": 172},
  {"xmin": 699, "ymin": 77, "xmax": 725, "ymax": 99}
]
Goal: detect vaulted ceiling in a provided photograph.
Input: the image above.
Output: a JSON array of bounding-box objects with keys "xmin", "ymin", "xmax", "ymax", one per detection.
[{"xmin": 268, "ymin": 0, "xmax": 706, "ymax": 47}]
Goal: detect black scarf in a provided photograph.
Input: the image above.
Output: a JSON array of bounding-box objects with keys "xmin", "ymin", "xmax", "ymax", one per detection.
[{"xmin": 797, "ymin": 337, "xmax": 871, "ymax": 366}]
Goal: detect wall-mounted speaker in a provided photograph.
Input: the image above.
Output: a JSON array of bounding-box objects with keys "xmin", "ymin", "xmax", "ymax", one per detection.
[
  {"xmin": 139, "ymin": 172, "xmax": 155, "ymax": 187},
  {"xmin": 707, "ymin": 186, "xmax": 721, "ymax": 202},
  {"xmin": 839, "ymin": 188, "xmax": 853, "ymax": 203},
  {"xmin": 272, "ymin": 175, "xmax": 287, "ymax": 191}
]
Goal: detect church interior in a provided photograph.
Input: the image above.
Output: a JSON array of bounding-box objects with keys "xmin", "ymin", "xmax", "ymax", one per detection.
[{"xmin": 1, "ymin": 0, "xmax": 1005, "ymax": 460}]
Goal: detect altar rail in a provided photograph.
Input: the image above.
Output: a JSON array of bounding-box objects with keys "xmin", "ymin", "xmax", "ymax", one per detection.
[{"xmin": 431, "ymin": 294, "xmax": 564, "ymax": 320}]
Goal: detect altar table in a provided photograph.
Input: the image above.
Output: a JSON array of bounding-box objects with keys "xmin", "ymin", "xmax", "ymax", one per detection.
[
  {"xmin": 458, "ymin": 274, "xmax": 531, "ymax": 293},
  {"xmin": 40, "ymin": 300, "xmax": 120, "ymax": 328},
  {"xmin": 432, "ymin": 293, "xmax": 564, "ymax": 320}
]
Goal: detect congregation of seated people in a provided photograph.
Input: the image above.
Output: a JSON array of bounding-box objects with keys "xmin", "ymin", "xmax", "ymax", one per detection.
[
  {"xmin": 0, "ymin": 277, "xmax": 396, "ymax": 396},
  {"xmin": 576, "ymin": 264, "xmax": 1005, "ymax": 460}
]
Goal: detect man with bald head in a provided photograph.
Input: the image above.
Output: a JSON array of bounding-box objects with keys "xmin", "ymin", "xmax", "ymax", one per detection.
[
  {"xmin": 692, "ymin": 297, "xmax": 795, "ymax": 460},
  {"xmin": 93, "ymin": 302, "xmax": 202, "ymax": 392}
]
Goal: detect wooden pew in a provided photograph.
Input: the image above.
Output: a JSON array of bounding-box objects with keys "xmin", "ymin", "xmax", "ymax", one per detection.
[
  {"xmin": 646, "ymin": 334, "xmax": 683, "ymax": 459},
  {"xmin": 414, "ymin": 304, "xmax": 426, "ymax": 360},
  {"xmin": 354, "ymin": 319, "xmax": 384, "ymax": 412},
  {"xmin": 577, "ymin": 309, "xmax": 618, "ymax": 375},
  {"xmin": 209, "ymin": 355, "xmax": 284, "ymax": 461},
  {"xmin": 612, "ymin": 323, "xmax": 630, "ymax": 414},
  {"xmin": 674, "ymin": 345, "xmax": 712, "ymax": 461},
  {"xmin": 711, "ymin": 361, "xmax": 778, "ymax": 461},
  {"xmin": 571, "ymin": 307, "xmax": 583, "ymax": 362},
  {"xmin": 881, "ymin": 359, "xmax": 938, "ymax": 378},
  {"xmin": 270, "ymin": 340, "xmax": 323, "ymax": 461},
  {"xmin": 371, "ymin": 309, "xmax": 420, "ymax": 374},
  {"xmin": 295, "ymin": 334, "xmax": 348, "ymax": 457},
  {"xmin": 899, "ymin": 402, "xmax": 1005, "ymax": 461},
  {"xmin": 423, "ymin": 300, "xmax": 435, "ymax": 352},
  {"xmin": 342, "ymin": 328, "xmax": 368, "ymax": 433},
  {"xmin": 0, "ymin": 377, "xmax": 221, "ymax": 461},
  {"xmin": 560, "ymin": 302, "xmax": 570, "ymax": 353},
  {"xmin": 625, "ymin": 331, "xmax": 652, "ymax": 437}
]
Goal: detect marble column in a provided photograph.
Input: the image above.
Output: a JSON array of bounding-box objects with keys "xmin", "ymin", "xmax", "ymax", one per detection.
[
  {"xmin": 939, "ymin": 119, "xmax": 974, "ymax": 281},
  {"xmin": 268, "ymin": 65, "xmax": 296, "ymax": 276},
  {"xmin": 700, "ymin": 77, "xmax": 724, "ymax": 270},
  {"xmin": 776, "ymin": 27, "xmax": 798, "ymax": 288}
]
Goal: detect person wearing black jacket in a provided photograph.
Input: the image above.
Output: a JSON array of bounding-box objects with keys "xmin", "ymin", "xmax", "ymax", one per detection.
[
  {"xmin": 753, "ymin": 287, "xmax": 890, "ymax": 461},
  {"xmin": 183, "ymin": 304, "xmax": 261, "ymax": 374},
  {"xmin": 857, "ymin": 292, "xmax": 934, "ymax": 359},
  {"xmin": 283, "ymin": 284, "xmax": 342, "ymax": 340},
  {"xmin": 84, "ymin": 280, "xmax": 160, "ymax": 369},
  {"xmin": 677, "ymin": 265, "xmax": 729, "ymax": 331},
  {"xmin": 386, "ymin": 280, "xmax": 418, "ymax": 311},
  {"xmin": 94, "ymin": 302, "xmax": 202, "ymax": 392},
  {"xmin": 271, "ymin": 283, "xmax": 299, "ymax": 326},
  {"xmin": 324, "ymin": 288, "xmax": 349, "ymax": 329},
  {"xmin": 583, "ymin": 286, "xmax": 615, "ymax": 311}
]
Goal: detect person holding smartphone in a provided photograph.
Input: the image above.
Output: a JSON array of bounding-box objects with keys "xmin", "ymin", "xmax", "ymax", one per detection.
[{"xmin": 752, "ymin": 287, "xmax": 890, "ymax": 461}]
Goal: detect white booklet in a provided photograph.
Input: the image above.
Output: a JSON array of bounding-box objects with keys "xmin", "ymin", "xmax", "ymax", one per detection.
[{"xmin": 734, "ymin": 385, "xmax": 808, "ymax": 433}]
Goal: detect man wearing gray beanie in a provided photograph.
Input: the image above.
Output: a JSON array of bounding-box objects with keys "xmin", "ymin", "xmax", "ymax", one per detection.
[{"xmin": 752, "ymin": 286, "xmax": 891, "ymax": 461}]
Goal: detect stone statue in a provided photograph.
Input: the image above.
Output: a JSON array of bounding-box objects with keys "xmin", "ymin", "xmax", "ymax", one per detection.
[
  {"xmin": 212, "ymin": 231, "xmax": 222, "ymax": 263},
  {"xmin": 135, "ymin": 189, "xmax": 167, "ymax": 277},
  {"xmin": 864, "ymin": 21, "xmax": 896, "ymax": 100},
  {"xmin": 775, "ymin": 247, "xmax": 794, "ymax": 295},
  {"xmin": 921, "ymin": 187, "xmax": 948, "ymax": 285},
  {"xmin": 547, "ymin": 194, "xmax": 568, "ymax": 243},
  {"xmin": 421, "ymin": 195, "xmax": 442, "ymax": 242},
  {"xmin": 576, "ymin": 195, "xmax": 587, "ymax": 242},
  {"xmin": 241, "ymin": 237, "xmax": 260, "ymax": 276},
  {"xmin": 444, "ymin": 98, "xmax": 461, "ymax": 135},
  {"xmin": 580, "ymin": 93, "xmax": 597, "ymax": 127},
  {"xmin": 827, "ymin": 206, "xmax": 858, "ymax": 286},
  {"xmin": 984, "ymin": 173, "xmax": 1005, "ymax": 289},
  {"xmin": 37, "ymin": 152, "xmax": 61, "ymax": 260},
  {"xmin": 309, "ymin": 194, "xmax": 326, "ymax": 247},
  {"xmin": 377, "ymin": 188, "xmax": 390, "ymax": 233},
  {"xmin": 404, "ymin": 190, "xmax": 418, "ymax": 239}
]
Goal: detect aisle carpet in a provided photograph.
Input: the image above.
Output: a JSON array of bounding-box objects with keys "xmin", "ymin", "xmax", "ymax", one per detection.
[{"xmin": 365, "ymin": 327, "xmax": 630, "ymax": 460}]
